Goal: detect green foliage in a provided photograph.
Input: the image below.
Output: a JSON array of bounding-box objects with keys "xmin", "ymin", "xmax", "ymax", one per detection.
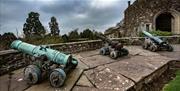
[
  {"xmin": 0, "ymin": 32, "xmax": 17, "ymax": 50},
  {"xmin": 49, "ymin": 16, "xmax": 60, "ymax": 36},
  {"xmin": 67, "ymin": 28, "xmax": 101, "ymax": 42},
  {"xmin": 80, "ymin": 29, "xmax": 94, "ymax": 40},
  {"xmin": 92, "ymin": 30, "xmax": 103, "ymax": 39},
  {"xmin": 80, "ymin": 29, "xmax": 94, "ymax": 39},
  {"xmin": 23, "ymin": 12, "xmax": 46, "ymax": 38},
  {"xmin": 23, "ymin": 35, "xmax": 63, "ymax": 45},
  {"xmin": 62, "ymin": 34, "xmax": 69, "ymax": 42},
  {"xmin": 150, "ymin": 30, "xmax": 172, "ymax": 36},
  {"xmin": 68, "ymin": 28, "xmax": 80, "ymax": 40},
  {"xmin": 163, "ymin": 70, "xmax": 180, "ymax": 91},
  {"xmin": 80, "ymin": 29, "xmax": 101, "ymax": 40},
  {"xmin": 139, "ymin": 32, "xmax": 145, "ymax": 37},
  {"xmin": 139, "ymin": 30, "xmax": 172, "ymax": 37}
]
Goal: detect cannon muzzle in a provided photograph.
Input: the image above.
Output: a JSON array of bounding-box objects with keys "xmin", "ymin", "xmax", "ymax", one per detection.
[
  {"xmin": 95, "ymin": 33, "xmax": 113, "ymax": 44},
  {"xmin": 142, "ymin": 30, "xmax": 163, "ymax": 44}
]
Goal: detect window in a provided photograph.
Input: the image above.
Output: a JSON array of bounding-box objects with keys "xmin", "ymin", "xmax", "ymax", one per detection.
[{"xmin": 146, "ymin": 24, "xmax": 150, "ymax": 31}]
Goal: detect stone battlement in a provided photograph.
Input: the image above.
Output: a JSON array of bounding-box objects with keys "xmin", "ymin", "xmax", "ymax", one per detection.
[{"xmin": 0, "ymin": 36, "xmax": 179, "ymax": 75}]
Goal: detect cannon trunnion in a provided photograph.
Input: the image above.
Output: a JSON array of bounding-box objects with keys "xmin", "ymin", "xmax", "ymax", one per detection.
[
  {"xmin": 11, "ymin": 40, "xmax": 78, "ymax": 87},
  {"xmin": 142, "ymin": 30, "xmax": 173, "ymax": 52},
  {"xmin": 96, "ymin": 33, "xmax": 129, "ymax": 59}
]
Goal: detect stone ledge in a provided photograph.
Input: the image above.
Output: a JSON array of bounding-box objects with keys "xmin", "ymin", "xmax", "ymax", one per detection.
[{"xmin": 84, "ymin": 66, "xmax": 135, "ymax": 91}]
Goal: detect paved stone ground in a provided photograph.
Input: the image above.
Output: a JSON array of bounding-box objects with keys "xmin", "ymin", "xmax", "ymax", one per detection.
[
  {"xmin": 0, "ymin": 68, "xmax": 30, "ymax": 91},
  {"xmin": 0, "ymin": 45, "xmax": 179, "ymax": 91},
  {"xmin": 72, "ymin": 45, "xmax": 176, "ymax": 91},
  {"xmin": 158, "ymin": 45, "xmax": 180, "ymax": 60}
]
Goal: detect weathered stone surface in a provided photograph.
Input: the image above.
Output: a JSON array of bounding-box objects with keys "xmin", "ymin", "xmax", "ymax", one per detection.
[
  {"xmin": 73, "ymin": 86, "xmax": 113, "ymax": 91},
  {"xmin": 50, "ymin": 40, "xmax": 103, "ymax": 53},
  {"xmin": 0, "ymin": 49, "xmax": 19, "ymax": 55},
  {"xmin": 79, "ymin": 54, "xmax": 115, "ymax": 68},
  {"xmin": 75, "ymin": 50, "xmax": 100, "ymax": 58},
  {"xmin": 76, "ymin": 74, "xmax": 93, "ymax": 87},
  {"xmin": 76, "ymin": 57, "xmax": 89, "ymax": 70},
  {"xmin": 105, "ymin": 55, "xmax": 171, "ymax": 83},
  {"xmin": 0, "ymin": 68, "xmax": 29, "ymax": 91},
  {"xmin": 77, "ymin": 50, "xmax": 133, "ymax": 69},
  {"xmin": 158, "ymin": 44, "xmax": 180, "ymax": 60},
  {"xmin": 72, "ymin": 86, "xmax": 103, "ymax": 91},
  {"xmin": 75, "ymin": 50, "xmax": 119, "ymax": 68},
  {"xmin": 84, "ymin": 66, "xmax": 135, "ymax": 91},
  {"xmin": 125, "ymin": 46, "xmax": 160, "ymax": 56},
  {"xmin": 0, "ymin": 51, "xmax": 28, "ymax": 76}
]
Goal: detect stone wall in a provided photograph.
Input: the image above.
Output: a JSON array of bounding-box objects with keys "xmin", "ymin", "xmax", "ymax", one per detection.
[
  {"xmin": 124, "ymin": 0, "xmax": 180, "ymax": 36},
  {"xmin": 0, "ymin": 36, "xmax": 180, "ymax": 75},
  {"xmin": 0, "ymin": 51, "xmax": 24, "ymax": 75},
  {"xmin": 49, "ymin": 40, "xmax": 103, "ymax": 53}
]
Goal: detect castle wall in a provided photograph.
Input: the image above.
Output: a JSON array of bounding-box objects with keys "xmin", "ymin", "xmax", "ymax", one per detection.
[{"xmin": 124, "ymin": 0, "xmax": 180, "ymax": 36}]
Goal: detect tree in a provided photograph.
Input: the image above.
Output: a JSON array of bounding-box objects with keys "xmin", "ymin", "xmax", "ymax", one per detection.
[
  {"xmin": 1, "ymin": 32, "xmax": 17, "ymax": 41},
  {"xmin": 92, "ymin": 30, "xmax": 102, "ymax": 40},
  {"xmin": 23, "ymin": 12, "xmax": 46, "ymax": 38},
  {"xmin": 62, "ymin": 34, "xmax": 69, "ymax": 42},
  {"xmin": 68, "ymin": 28, "xmax": 79, "ymax": 40},
  {"xmin": 0, "ymin": 32, "xmax": 17, "ymax": 50},
  {"xmin": 49, "ymin": 16, "xmax": 60, "ymax": 36},
  {"xmin": 80, "ymin": 29, "xmax": 94, "ymax": 39}
]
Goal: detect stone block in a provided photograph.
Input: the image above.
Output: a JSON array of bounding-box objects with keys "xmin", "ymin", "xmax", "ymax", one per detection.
[
  {"xmin": 76, "ymin": 74, "xmax": 93, "ymax": 87},
  {"xmin": 84, "ymin": 66, "xmax": 135, "ymax": 91}
]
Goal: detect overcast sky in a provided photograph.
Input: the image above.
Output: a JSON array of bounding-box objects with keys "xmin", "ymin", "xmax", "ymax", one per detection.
[{"xmin": 0, "ymin": 0, "xmax": 135, "ymax": 36}]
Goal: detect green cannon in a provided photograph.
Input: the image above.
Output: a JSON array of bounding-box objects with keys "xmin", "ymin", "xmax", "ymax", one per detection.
[
  {"xmin": 11, "ymin": 40, "xmax": 78, "ymax": 87},
  {"xmin": 142, "ymin": 30, "xmax": 173, "ymax": 52}
]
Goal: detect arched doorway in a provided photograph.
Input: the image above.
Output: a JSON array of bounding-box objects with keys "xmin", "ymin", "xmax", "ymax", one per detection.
[{"xmin": 155, "ymin": 12, "xmax": 174, "ymax": 32}]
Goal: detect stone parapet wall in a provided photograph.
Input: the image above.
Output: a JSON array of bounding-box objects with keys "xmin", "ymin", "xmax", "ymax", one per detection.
[
  {"xmin": 0, "ymin": 51, "xmax": 25, "ymax": 75},
  {"xmin": 0, "ymin": 36, "xmax": 179, "ymax": 75},
  {"xmin": 48, "ymin": 40, "xmax": 103, "ymax": 53}
]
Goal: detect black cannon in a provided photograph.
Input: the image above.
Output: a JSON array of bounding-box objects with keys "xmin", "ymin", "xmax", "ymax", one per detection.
[
  {"xmin": 142, "ymin": 30, "xmax": 173, "ymax": 52},
  {"xmin": 96, "ymin": 33, "xmax": 129, "ymax": 59}
]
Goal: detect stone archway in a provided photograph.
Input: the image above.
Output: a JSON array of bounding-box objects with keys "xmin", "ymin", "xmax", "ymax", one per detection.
[
  {"xmin": 153, "ymin": 10, "xmax": 180, "ymax": 34},
  {"xmin": 156, "ymin": 12, "xmax": 174, "ymax": 32}
]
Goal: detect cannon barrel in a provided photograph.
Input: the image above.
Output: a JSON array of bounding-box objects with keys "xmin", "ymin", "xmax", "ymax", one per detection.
[
  {"xmin": 10, "ymin": 40, "xmax": 78, "ymax": 66},
  {"xmin": 142, "ymin": 30, "xmax": 163, "ymax": 44},
  {"xmin": 95, "ymin": 33, "xmax": 112, "ymax": 44}
]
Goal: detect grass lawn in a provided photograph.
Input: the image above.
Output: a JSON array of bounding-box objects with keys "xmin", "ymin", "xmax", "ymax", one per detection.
[{"xmin": 163, "ymin": 70, "xmax": 180, "ymax": 91}]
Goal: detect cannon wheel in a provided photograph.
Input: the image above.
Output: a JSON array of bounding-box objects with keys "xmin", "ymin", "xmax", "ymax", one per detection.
[
  {"xmin": 110, "ymin": 51, "xmax": 118, "ymax": 59},
  {"xmin": 149, "ymin": 45, "xmax": 158, "ymax": 52},
  {"xmin": 99, "ymin": 48, "xmax": 105, "ymax": 55},
  {"xmin": 120, "ymin": 48, "xmax": 129, "ymax": 56},
  {"xmin": 142, "ymin": 43, "xmax": 148, "ymax": 49},
  {"xmin": 24, "ymin": 65, "xmax": 41, "ymax": 85},
  {"xmin": 49, "ymin": 68, "xmax": 66, "ymax": 87},
  {"xmin": 100, "ymin": 47, "xmax": 109, "ymax": 55},
  {"xmin": 167, "ymin": 45, "xmax": 173, "ymax": 52}
]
